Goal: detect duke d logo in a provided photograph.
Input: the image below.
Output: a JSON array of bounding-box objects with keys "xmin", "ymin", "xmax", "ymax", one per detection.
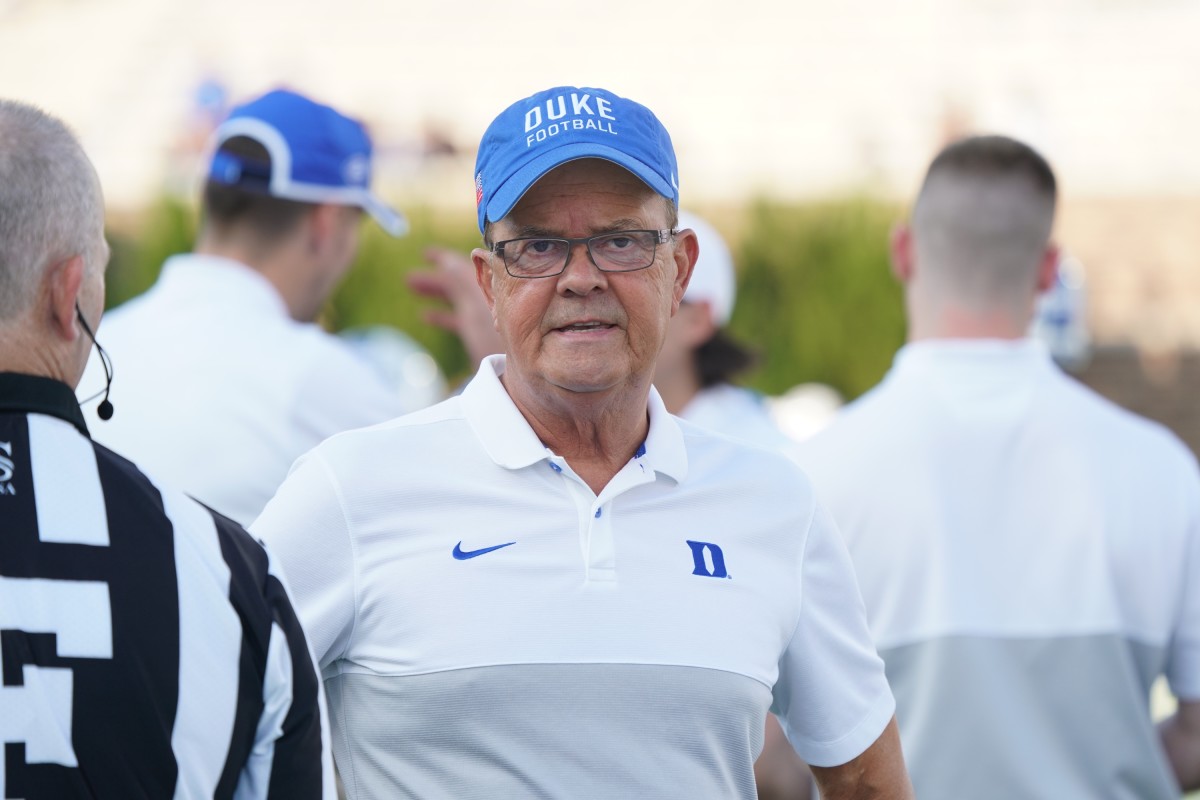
[{"xmin": 686, "ymin": 540, "xmax": 728, "ymax": 579}]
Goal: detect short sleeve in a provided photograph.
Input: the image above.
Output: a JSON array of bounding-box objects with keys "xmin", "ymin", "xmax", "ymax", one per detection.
[
  {"xmin": 251, "ymin": 450, "xmax": 357, "ymax": 674},
  {"xmin": 1167, "ymin": 471, "xmax": 1200, "ymax": 700},
  {"xmin": 772, "ymin": 501, "xmax": 895, "ymax": 767}
]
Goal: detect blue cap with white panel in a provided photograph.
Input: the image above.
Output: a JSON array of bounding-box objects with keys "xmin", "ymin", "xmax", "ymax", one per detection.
[{"xmin": 207, "ymin": 88, "xmax": 407, "ymax": 236}]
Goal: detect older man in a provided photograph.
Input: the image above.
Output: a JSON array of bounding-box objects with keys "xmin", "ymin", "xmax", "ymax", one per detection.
[
  {"xmin": 789, "ymin": 135, "xmax": 1200, "ymax": 798},
  {"xmin": 0, "ymin": 101, "xmax": 333, "ymax": 798},
  {"xmin": 254, "ymin": 86, "xmax": 912, "ymax": 799}
]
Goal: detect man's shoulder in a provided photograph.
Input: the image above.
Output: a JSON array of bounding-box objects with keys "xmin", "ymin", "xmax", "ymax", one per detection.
[
  {"xmin": 94, "ymin": 442, "xmax": 238, "ymax": 527},
  {"xmin": 1054, "ymin": 374, "xmax": 1198, "ymax": 472},
  {"xmin": 92, "ymin": 442, "xmax": 274, "ymax": 595},
  {"xmin": 310, "ymin": 394, "xmax": 470, "ymax": 463},
  {"xmin": 794, "ymin": 382, "xmax": 894, "ymax": 465},
  {"xmin": 800, "ymin": 364, "xmax": 1199, "ymax": 480},
  {"xmin": 90, "ymin": 440, "xmax": 178, "ymax": 509},
  {"xmin": 675, "ymin": 414, "xmax": 816, "ymax": 498}
]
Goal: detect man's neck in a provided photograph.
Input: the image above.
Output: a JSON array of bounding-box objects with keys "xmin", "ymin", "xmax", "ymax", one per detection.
[
  {"xmin": 907, "ymin": 302, "xmax": 1030, "ymax": 342},
  {"xmin": 0, "ymin": 322, "xmax": 76, "ymax": 385},
  {"xmin": 194, "ymin": 234, "xmax": 317, "ymax": 322},
  {"xmin": 502, "ymin": 372, "xmax": 652, "ymax": 495}
]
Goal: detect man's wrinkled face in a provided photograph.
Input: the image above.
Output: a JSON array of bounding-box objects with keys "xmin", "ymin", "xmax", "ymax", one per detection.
[{"xmin": 473, "ymin": 159, "xmax": 694, "ymax": 402}]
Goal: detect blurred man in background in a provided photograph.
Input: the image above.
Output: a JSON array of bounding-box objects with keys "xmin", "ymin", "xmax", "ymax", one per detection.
[
  {"xmin": 787, "ymin": 134, "xmax": 1200, "ymax": 798},
  {"xmin": 80, "ymin": 88, "xmax": 415, "ymax": 525},
  {"xmin": 0, "ymin": 98, "xmax": 333, "ymax": 800}
]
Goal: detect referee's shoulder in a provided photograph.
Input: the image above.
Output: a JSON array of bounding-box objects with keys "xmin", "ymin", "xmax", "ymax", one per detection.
[
  {"xmin": 92, "ymin": 439, "xmax": 277, "ymax": 600},
  {"xmin": 204, "ymin": 504, "xmax": 273, "ymax": 590}
]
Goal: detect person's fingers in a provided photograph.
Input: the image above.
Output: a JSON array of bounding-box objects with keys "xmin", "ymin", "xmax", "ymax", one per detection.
[
  {"xmin": 421, "ymin": 309, "xmax": 461, "ymax": 334},
  {"xmin": 423, "ymin": 246, "xmax": 474, "ymax": 273},
  {"xmin": 406, "ymin": 271, "xmax": 451, "ymax": 300}
]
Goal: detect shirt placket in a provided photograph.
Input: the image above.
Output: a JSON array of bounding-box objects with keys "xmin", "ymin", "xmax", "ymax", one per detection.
[{"xmin": 545, "ymin": 451, "xmax": 656, "ymax": 584}]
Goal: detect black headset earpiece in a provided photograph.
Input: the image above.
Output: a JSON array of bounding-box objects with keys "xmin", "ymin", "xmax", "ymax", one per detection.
[{"xmin": 75, "ymin": 303, "xmax": 114, "ymax": 420}]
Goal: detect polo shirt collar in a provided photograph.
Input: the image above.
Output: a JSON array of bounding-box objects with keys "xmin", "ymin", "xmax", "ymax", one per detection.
[
  {"xmin": 887, "ymin": 338, "xmax": 1054, "ymax": 415},
  {"xmin": 461, "ymin": 355, "xmax": 688, "ymax": 483},
  {"xmin": 0, "ymin": 372, "xmax": 89, "ymax": 436},
  {"xmin": 643, "ymin": 381, "xmax": 688, "ymax": 483},
  {"xmin": 890, "ymin": 337, "xmax": 1054, "ymax": 381}
]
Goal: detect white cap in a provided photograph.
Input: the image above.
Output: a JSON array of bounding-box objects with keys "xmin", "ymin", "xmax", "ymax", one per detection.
[{"xmin": 678, "ymin": 210, "xmax": 736, "ymax": 326}]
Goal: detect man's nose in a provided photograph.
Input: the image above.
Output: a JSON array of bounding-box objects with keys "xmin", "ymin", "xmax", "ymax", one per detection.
[{"xmin": 557, "ymin": 242, "xmax": 607, "ymax": 294}]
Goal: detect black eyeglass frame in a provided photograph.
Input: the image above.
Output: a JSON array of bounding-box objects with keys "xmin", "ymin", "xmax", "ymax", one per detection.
[{"xmin": 490, "ymin": 229, "xmax": 678, "ymax": 279}]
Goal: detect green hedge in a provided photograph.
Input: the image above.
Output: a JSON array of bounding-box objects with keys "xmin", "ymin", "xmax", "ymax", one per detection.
[
  {"xmin": 104, "ymin": 197, "xmax": 907, "ymax": 400},
  {"xmin": 729, "ymin": 198, "xmax": 906, "ymax": 399}
]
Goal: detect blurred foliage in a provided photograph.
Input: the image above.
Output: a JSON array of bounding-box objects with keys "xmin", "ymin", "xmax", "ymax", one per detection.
[
  {"xmin": 106, "ymin": 198, "xmax": 198, "ymax": 308},
  {"xmin": 326, "ymin": 207, "xmax": 484, "ymax": 384},
  {"xmin": 104, "ymin": 196, "xmax": 906, "ymax": 401},
  {"xmin": 729, "ymin": 198, "xmax": 906, "ymax": 400}
]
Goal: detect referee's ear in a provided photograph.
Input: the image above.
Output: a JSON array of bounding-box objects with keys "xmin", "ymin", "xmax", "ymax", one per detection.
[{"xmin": 45, "ymin": 254, "xmax": 86, "ymax": 342}]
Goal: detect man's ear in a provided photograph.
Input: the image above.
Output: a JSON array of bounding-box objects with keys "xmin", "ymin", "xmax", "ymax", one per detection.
[
  {"xmin": 471, "ymin": 247, "xmax": 500, "ymax": 329},
  {"xmin": 46, "ymin": 254, "xmax": 85, "ymax": 342},
  {"xmin": 889, "ymin": 223, "xmax": 914, "ymax": 284},
  {"xmin": 670, "ymin": 227, "xmax": 699, "ymax": 315},
  {"xmin": 1036, "ymin": 243, "xmax": 1061, "ymax": 293},
  {"xmin": 307, "ymin": 204, "xmax": 338, "ymax": 253}
]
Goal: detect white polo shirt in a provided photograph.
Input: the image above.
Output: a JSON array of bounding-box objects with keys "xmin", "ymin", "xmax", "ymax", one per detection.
[
  {"xmin": 797, "ymin": 339, "xmax": 1200, "ymax": 800},
  {"xmin": 79, "ymin": 254, "xmax": 408, "ymax": 525},
  {"xmin": 252, "ymin": 355, "xmax": 894, "ymax": 800}
]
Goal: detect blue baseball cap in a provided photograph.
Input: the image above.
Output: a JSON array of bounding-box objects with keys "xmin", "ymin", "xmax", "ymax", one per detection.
[
  {"xmin": 474, "ymin": 86, "xmax": 679, "ymax": 233},
  {"xmin": 207, "ymin": 89, "xmax": 407, "ymax": 236}
]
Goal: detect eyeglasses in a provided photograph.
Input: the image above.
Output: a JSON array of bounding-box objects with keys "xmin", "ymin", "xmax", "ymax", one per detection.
[{"xmin": 491, "ymin": 229, "xmax": 676, "ymax": 279}]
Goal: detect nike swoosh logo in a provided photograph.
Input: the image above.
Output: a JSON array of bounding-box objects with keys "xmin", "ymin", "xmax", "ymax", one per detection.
[{"xmin": 453, "ymin": 541, "xmax": 516, "ymax": 560}]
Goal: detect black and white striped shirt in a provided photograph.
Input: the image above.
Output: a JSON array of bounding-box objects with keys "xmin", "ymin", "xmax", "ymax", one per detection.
[{"xmin": 0, "ymin": 372, "xmax": 334, "ymax": 799}]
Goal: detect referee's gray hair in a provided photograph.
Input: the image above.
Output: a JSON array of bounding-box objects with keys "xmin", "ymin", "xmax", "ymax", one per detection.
[
  {"xmin": 912, "ymin": 135, "xmax": 1056, "ymax": 311},
  {"xmin": 0, "ymin": 100, "xmax": 104, "ymax": 320}
]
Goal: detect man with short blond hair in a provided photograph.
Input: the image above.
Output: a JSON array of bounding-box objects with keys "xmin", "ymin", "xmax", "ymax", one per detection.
[
  {"xmin": 794, "ymin": 134, "xmax": 1200, "ymax": 798},
  {"xmin": 81, "ymin": 88, "xmax": 414, "ymax": 525}
]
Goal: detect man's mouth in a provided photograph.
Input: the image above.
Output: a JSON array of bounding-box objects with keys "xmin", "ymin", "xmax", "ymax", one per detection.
[{"xmin": 555, "ymin": 321, "xmax": 613, "ymax": 332}]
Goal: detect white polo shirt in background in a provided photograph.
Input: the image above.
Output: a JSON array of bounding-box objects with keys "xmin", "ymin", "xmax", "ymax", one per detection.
[
  {"xmin": 252, "ymin": 354, "xmax": 894, "ymax": 800},
  {"xmin": 79, "ymin": 254, "xmax": 408, "ymax": 525},
  {"xmin": 797, "ymin": 339, "xmax": 1200, "ymax": 800},
  {"xmin": 680, "ymin": 383, "xmax": 803, "ymax": 459}
]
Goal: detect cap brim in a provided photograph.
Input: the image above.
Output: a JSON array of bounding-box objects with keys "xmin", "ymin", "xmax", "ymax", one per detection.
[
  {"xmin": 361, "ymin": 194, "xmax": 409, "ymax": 237},
  {"xmin": 484, "ymin": 142, "xmax": 675, "ymax": 229}
]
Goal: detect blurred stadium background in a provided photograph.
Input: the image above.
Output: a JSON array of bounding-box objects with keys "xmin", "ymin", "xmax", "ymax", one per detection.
[
  {"xmin": 5, "ymin": 0, "xmax": 1199, "ymax": 417},
  {"xmin": 4, "ymin": 0, "xmax": 1200, "ymax": 787}
]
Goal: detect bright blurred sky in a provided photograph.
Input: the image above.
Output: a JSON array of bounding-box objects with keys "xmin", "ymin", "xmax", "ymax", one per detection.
[{"xmin": 3, "ymin": 0, "xmax": 1200, "ymax": 209}]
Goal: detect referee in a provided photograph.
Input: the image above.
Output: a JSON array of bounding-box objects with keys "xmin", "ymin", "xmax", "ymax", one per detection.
[{"xmin": 0, "ymin": 101, "xmax": 334, "ymax": 798}]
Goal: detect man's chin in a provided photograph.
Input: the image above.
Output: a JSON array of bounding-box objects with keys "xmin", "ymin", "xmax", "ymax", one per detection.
[{"xmin": 543, "ymin": 368, "xmax": 626, "ymax": 397}]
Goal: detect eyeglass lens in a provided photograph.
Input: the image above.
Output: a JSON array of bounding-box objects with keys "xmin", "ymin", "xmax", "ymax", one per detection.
[{"xmin": 503, "ymin": 231, "xmax": 659, "ymax": 277}]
